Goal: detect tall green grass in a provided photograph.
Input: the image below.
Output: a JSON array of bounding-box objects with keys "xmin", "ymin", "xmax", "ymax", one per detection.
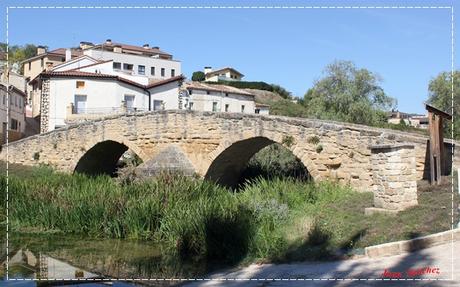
[
  {"xmin": 1, "ymin": 168, "xmax": 358, "ymax": 263},
  {"xmin": 3, "ymin": 165, "xmax": 455, "ymax": 265}
]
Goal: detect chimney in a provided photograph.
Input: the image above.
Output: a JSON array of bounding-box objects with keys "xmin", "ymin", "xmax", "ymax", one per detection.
[
  {"xmin": 79, "ymin": 41, "xmax": 94, "ymax": 50},
  {"xmin": 37, "ymin": 46, "xmax": 46, "ymax": 55},
  {"xmin": 204, "ymin": 66, "xmax": 212, "ymax": 74},
  {"xmin": 143, "ymin": 44, "xmax": 150, "ymax": 49},
  {"xmin": 152, "ymin": 46, "xmax": 159, "ymax": 50},
  {"xmin": 105, "ymin": 39, "xmax": 112, "ymax": 45},
  {"xmin": 113, "ymin": 45, "xmax": 122, "ymax": 53},
  {"xmin": 65, "ymin": 49, "xmax": 71, "ymax": 62}
]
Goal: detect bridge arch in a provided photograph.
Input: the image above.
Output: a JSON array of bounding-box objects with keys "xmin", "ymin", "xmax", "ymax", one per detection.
[
  {"xmin": 204, "ymin": 136, "xmax": 317, "ymax": 188},
  {"xmin": 73, "ymin": 138, "xmax": 144, "ymax": 176}
]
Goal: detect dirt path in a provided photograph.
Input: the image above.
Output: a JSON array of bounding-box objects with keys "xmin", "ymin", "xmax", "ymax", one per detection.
[{"xmin": 185, "ymin": 240, "xmax": 460, "ymax": 287}]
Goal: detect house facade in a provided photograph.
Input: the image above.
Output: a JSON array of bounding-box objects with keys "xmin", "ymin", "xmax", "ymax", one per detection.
[
  {"xmin": 182, "ymin": 82, "xmax": 256, "ymax": 113},
  {"xmin": 204, "ymin": 67, "xmax": 244, "ymax": 82},
  {"xmin": 0, "ymin": 83, "xmax": 26, "ymax": 144},
  {"xmin": 82, "ymin": 40, "xmax": 181, "ymax": 82},
  {"xmin": 34, "ymin": 70, "xmax": 183, "ymax": 132},
  {"xmin": 23, "ymin": 46, "xmax": 83, "ymax": 117}
]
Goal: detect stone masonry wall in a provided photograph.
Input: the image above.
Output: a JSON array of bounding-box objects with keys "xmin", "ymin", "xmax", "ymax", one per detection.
[{"xmin": 370, "ymin": 144, "xmax": 418, "ymax": 211}]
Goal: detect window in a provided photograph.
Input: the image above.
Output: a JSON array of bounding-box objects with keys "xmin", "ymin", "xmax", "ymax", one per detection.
[
  {"xmin": 225, "ymin": 104, "xmax": 229, "ymax": 112},
  {"xmin": 124, "ymin": 95, "xmax": 135, "ymax": 112},
  {"xmin": 212, "ymin": 102, "xmax": 218, "ymax": 112},
  {"xmin": 241, "ymin": 105, "xmax": 245, "ymax": 113},
  {"xmin": 76, "ymin": 81, "xmax": 85, "ymax": 89},
  {"xmin": 10, "ymin": 119, "xmax": 18, "ymax": 130},
  {"xmin": 138, "ymin": 65, "xmax": 145, "ymax": 75},
  {"xmin": 74, "ymin": 95, "xmax": 87, "ymax": 114},
  {"xmin": 151, "ymin": 67, "xmax": 155, "ymax": 76},
  {"xmin": 40, "ymin": 58, "xmax": 44, "ymax": 68},
  {"xmin": 225, "ymin": 93, "xmax": 229, "ymax": 97},
  {"xmin": 161, "ymin": 68, "xmax": 165, "ymax": 77},
  {"xmin": 153, "ymin": 100, "xmax": 163, "ymax": 111},
  {"xmin": 123, "ymin": 63, "xmax": 133, "ymax": 70},
  {"xmin": 2, "ymin": 94, "xmax": 5, "ymax": 105},
  {"xmin": 189, "ymin": 102, "xmax": 194, "ymax": 110},
  {"xmin": 206, "ymin": 91, "xmax": 210, "ymax": 95},
  {"xmin": 171, "ymin": 69, "xmax": 175, "ymax": 77},
  {"xmin": 28, "ymin": 62, "xmax": 31, "ymax": 71},
  {"xmin": 113, "ymin": 62, "xmax": 121, "ymax": 69},
  {"xmin": 255, "ymin": 109, "xmax": 260, "ymax": 114}
]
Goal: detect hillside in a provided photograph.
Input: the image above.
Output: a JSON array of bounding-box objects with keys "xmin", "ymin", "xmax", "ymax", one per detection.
[{"xmin": 242, "ymin": 89, "xmax": 285, "ymax": 104}]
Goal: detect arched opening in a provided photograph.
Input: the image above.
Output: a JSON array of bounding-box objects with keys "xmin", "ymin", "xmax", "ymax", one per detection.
[
  {"xmin": 74, "ymin": 140, "xmax": 142, "ymax": 177},
  {"xmin": 205, "ymin": 137, "xmax": 310, "ymax": 189}
]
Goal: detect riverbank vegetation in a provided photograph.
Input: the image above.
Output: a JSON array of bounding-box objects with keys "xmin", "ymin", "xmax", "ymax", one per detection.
[{"xmin": 1, "ymin": 161, "xmax": 457, "ymax": 266}]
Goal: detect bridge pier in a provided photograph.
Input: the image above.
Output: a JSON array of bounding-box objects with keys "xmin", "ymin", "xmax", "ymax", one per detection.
[{"xmin": 366, "ymin": 144, "xmax": 418, "ymax": 215}]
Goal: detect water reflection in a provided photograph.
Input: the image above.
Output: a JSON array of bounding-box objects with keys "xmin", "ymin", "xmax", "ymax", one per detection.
[{"xmin": 1, "ymin": 233, "xmax": 209, "ymax": 286}]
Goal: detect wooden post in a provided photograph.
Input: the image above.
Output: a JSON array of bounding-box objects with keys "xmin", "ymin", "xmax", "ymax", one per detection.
[{"xmin": 425, "ymin": 103, "xmax": 452, "ymax": 185}]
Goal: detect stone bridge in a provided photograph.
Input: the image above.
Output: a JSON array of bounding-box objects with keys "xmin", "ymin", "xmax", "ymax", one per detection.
[{"xmin": 2, "ymin": 110, "xmax": 459, "ymax": 211}]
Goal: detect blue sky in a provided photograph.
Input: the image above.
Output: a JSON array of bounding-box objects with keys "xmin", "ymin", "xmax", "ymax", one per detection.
[{"xmin": 0, "ymin": 0, "xmax": 458, "ymax": 114}]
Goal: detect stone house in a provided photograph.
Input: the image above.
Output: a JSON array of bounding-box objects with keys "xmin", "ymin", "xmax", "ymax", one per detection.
[{"xmin": 0, "ymin": 82, "xmax": 26, "ymax": 144}]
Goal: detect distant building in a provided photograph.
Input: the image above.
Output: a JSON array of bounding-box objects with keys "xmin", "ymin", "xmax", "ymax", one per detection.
[
  {"xmin": 387, "ymin": 110, "xmax": 428, "ymax": 129},
  {"xmin": 0, "ymin": 82, "xmax": 26, "ymax": 144},
  {"xmin": 204, "ymin": 67, "xmax": 244, "ymax": 82},
  {"xmin": 182, "ymin": 81, "xmax": 259, "ymax": 114}
]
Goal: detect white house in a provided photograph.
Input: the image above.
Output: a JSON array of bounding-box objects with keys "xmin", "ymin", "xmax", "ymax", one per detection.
[
  {"xmin": 204, "ymin": 67, "xmax": 244, "ymax": 82},
  {"xmin": 32, "ymin": 69, "xmax": 184, "ymax": 132},
  {"xmin": 182, "ymin": 82, "xmax": 256, "ymax": 113},
  {"xmin": 82, "ymin": 39, "xmax": 181, "ymax": 81}
]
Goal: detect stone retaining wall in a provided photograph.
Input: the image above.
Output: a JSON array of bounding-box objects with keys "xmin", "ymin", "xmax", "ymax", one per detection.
[{"xmin": 365, "ymin": 228, "xmax": 460, "ymax": 258}]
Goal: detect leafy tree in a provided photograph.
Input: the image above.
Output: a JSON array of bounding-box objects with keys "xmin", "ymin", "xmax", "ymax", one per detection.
[
  {"xmin": 191, "ymin": 71, "xmax": 205, "ymax": 82},
  {"xmin": 302, "ymin": 60, "xmax": 396, "ymax": 126},
  {"xmin": 270, "ymin": 84, "xmax": 292, "ymax": 99},
  {"xmin": 0, "ymin": 43, "xmax": 40, "ymax": 74},
  {"xmin": 427, "ymin": 71, "xmax": 460, "ymax": 139}
]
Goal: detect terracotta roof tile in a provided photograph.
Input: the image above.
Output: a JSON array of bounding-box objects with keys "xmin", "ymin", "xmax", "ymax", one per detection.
[{"xmin": 184, "ymin": 81, "xmax": 254, "ymax": 97}]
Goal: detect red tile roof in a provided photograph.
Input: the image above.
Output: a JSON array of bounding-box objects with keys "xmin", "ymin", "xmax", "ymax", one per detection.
[
  {"xmin": 48, "ymin": 48, "xmax": 83, "ymax": 57},
  {"xmin": 90, "ymin": 41, "xmax": 172, "ymax": 59},
  {"xmin": 40, "ymin": 70, "xmax": 184, "ymax": 90},
  {"xmin": 205, "ymin": 67, "xmax": 244, "ymax": 78},
  {"xmin": 146, "ymin": 75, "xmax": 185, "ymax": 89},
  {"xmin": 21, "ymin": 48, "xmax": 83, "ymax": 64},
  {"xmin": 184, "ymin": 81, "xmax": 254, "ymax": 97}
]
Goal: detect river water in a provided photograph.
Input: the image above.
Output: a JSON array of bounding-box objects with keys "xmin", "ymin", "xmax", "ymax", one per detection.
[{"xmin": 1, "ymin": 232, "xmax": 213, "ymax": 286}]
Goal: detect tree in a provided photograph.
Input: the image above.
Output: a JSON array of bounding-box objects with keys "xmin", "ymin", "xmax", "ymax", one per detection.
[
  {"xmin": 302, "ymin": 60, "xmax": 396, "ymax": 126},
  {"xmin": 191, "ymin": 71, "xmax": 205, "ymax": 82},
  {"xmin": 0, "ymin": 43, "xmax": 40, "ymax": 74},
  {"xmin": 427, "ymin": 71, "xmax": 460, "ymax": 139},
  {"xmin": 270, "ymin": 84, "xmax": 292, "ymax": 99}
]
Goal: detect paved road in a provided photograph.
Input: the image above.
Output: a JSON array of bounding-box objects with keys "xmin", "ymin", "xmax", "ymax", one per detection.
[{"xmin": 185, "ymin": 241, "xmax": 460, "ymax": 287}]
